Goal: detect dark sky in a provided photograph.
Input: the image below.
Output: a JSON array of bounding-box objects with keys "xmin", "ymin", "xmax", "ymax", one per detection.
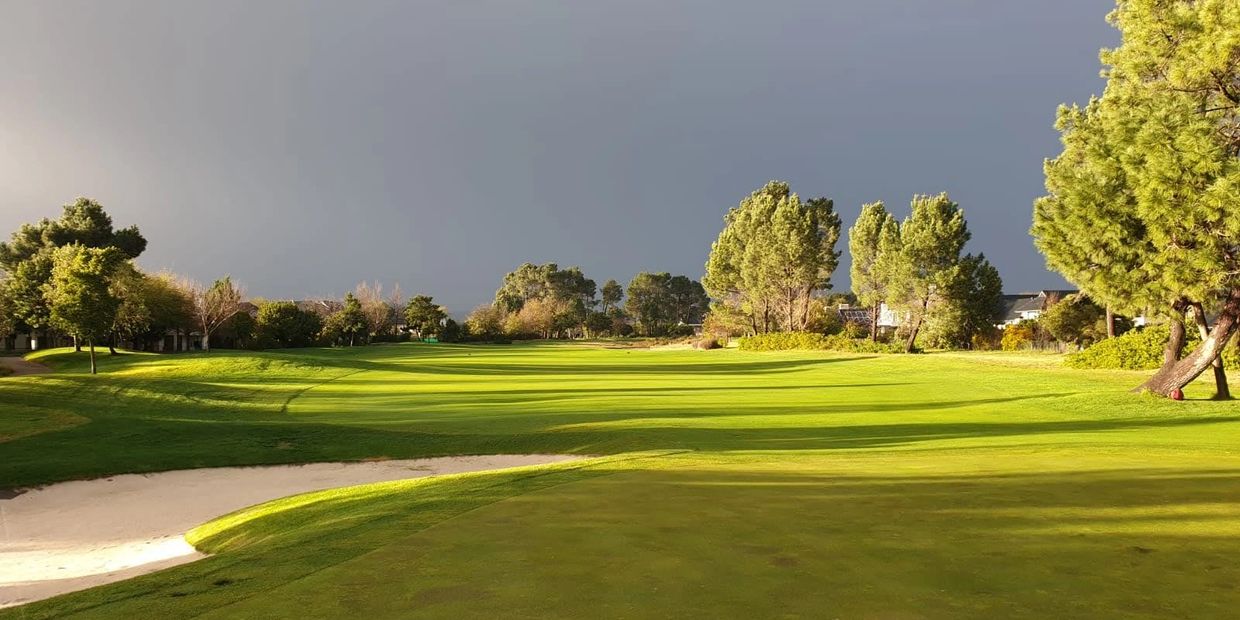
[{"xmin": 0, "ymin": 1, "xmax": 1118, "ymax": 314}]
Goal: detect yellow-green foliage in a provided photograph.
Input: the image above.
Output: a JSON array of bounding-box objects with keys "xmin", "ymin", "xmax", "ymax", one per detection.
[
  {"xmin": 738, "ymin": 332, "xmax": 903, "ymax": 353},
  {"xmin": 1001, "ymin": 323, "xmax": 1034, "ymax": 351},
  {"xmin": 1066, "ymin": 326, "xmax": 1239, "ymax": 371}
]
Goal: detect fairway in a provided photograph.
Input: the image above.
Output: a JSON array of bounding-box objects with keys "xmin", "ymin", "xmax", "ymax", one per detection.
[{"xmin": 3, "ymin": 343, "xmax": 1240, "ymax": 618}]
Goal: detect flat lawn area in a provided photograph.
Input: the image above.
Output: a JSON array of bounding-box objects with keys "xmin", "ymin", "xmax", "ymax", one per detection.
[{"xmin": 3, "ymin": 343, "xmax": 1240, "ymax": 618}]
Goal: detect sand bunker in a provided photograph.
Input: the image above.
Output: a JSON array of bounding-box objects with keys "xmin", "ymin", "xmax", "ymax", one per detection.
[{"xmin": 0, "ymin": 454, "xmax": 581, "ymax": 608}]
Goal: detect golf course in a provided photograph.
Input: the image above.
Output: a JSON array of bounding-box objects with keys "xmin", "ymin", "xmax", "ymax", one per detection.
[{"xmin": 3, "ymin": 342, "xmax": 1239, "ymax": 618}]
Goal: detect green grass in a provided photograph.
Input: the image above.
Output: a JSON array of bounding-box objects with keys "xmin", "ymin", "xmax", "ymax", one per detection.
[{"xmin": 3, "ymin": 343, "xmax": 1240, "ymax": 618}]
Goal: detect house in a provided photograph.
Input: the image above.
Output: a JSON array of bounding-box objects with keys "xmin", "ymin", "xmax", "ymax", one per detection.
[
  {"xmin": 838, "ymin": 304, "xmax": 901, "ymax": 334},
  {"xmin": 295, "ymin": 299, "xmax": 343, "ymax": 317},
  {"xmin": 3, "ymin": 331, "xmax": 73, "ymax": 353},
  {"xmin": 999, "ymin": 290, "xmax": 1077, "ymax": 327}
]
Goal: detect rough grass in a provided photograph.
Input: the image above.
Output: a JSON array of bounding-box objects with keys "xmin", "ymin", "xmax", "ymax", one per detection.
[{"xmin": 3, "ymin": 343, "xmax": 1240, "ymax": 618}]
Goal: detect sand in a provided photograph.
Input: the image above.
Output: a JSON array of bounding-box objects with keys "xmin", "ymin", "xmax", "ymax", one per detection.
[{"xmin": 0, "ymin": 454, "xmax": 582, "ymax": 608}]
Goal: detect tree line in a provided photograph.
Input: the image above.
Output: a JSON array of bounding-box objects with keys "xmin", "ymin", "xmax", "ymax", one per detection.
[
  {"xmin": 702, "ymin": 181, "xmax": 1005, "ymax": 353},
  {"xmin": 465, "ymin": 263, "xmax": 709, "ymax": 340}
]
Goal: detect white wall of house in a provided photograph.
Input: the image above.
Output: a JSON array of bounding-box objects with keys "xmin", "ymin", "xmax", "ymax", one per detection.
[{"xmin": 877, "ymin": 303, "xmax": 901, "ymax": 328}]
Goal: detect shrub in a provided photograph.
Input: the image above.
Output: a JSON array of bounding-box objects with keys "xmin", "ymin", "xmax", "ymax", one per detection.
[
  {"xmin": 841, "ymin": 321, "xmax": 868, "ymax": 339},
  {"xmin": 737, "ymin": 332, "xmax": 904, "ymax": 353},
  {"xmin": 1065, "ymin": 324, "xmax": 1238, "ymax": 370},
  {"xmin": 693, "ymin": 337, "xmax": 721, "ymax": 350},
  {"xmin": 1000, "ymin": 321, "xmax": 1035, "ymax": 351},
  {"xmin": 970, "ymin": 325, "xmax": 1002, "ymax": 351}
]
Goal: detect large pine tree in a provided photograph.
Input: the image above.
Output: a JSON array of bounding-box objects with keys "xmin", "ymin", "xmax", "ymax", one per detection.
[{"xmin": 1033, "ymin": 0, "xmax": 1240, "ymax": 397}]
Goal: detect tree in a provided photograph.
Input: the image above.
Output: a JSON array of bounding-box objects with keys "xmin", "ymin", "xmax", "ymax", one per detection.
[
  {"xmin": 1033, "ymin": 0, "xmax": 1240, "ymax": 397},
  {"xmin": 625, "ymin": 272, "xmax": 673, "ymax": 336},
  {"xmin": 139, "ymin": 272, "xmax": 195, "ymax": 350},
  {"xmin": 494, "ymin": 263, "xmax": 596, "ymax": 335},
  {"xmin": 881, "ymin": 193, "xmax": 971, "ymax": 352},
  {"xmin": 45, "ymin": 245, "xmax": 125, "ymax": 374},
  {"xmin": 512, "ymin": 297, "xmax": 567, "ymax": 339},
  {"xmin": 1, "ymin": 252, "xmax": 54, "ymax": 346},
  {"xmin": 922, "ymin": 253, "xmax": 1005, "ymax": 349},
  {"xmin": 0, "ymin": 198, "xmax": 146, "ymax": 270},
  {"xmin": 108, "ymin": 266, "xmax": 152, "ymax": 354},
  {"xmin": 225, "ymin": 311, "xmax": 256, "ymax": 350},
  {"xmin": 184, "ymin": 276, "xmax": 243, "ymax": 352},
  {"xmin": 255, "ymin": 302, "xmax": 322, "ymax": 348},
  {"xmin": 323, "ymin": 293, "xmax": 370, "ymax": 346},
  {"xmin": 0, "ymin": 279, "xmax": 13, "ymax": 341},
  {"xmin": 849, "ymin": 202, "xmax": 900, "ymax": 341},
  {"xmin": 600, "ymin": 279, "xmax": 623, "ymax": 313},
  {"xmin": 704, "ymin": 181, "xmax": 842, "ymax": 333},
  {"xmin": 1040, "ymin": 294, "xmax": 1106, "ymax": 349},
  {"xmin": 0, "ymin": 198, "xmax": 145, "ymax": 350},
  {"xmin": 667, "ymin": 276, "xmax": 710, "ymax": 325},
  {"xmin": 405, "ymin": 295, "xmax": 447, "ymax": 338},
  {"xmin": 355, "ymin": 281, "xmax": 398, "ymax": 337},
  {"xmin": 464, "ymin": 304, "xmax": 506, "ymax": 340},
  {"xmin": 583, "ymin": 311, "xmax": 613, "ymax": 338}
]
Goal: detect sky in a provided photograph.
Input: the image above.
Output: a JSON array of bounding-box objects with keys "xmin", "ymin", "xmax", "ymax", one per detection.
[{"xmin": 0, "ymin": 0, "xmax": 1118, "ymax": 314}]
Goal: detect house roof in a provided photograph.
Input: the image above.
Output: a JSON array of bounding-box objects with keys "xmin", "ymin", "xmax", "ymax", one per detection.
[
  {"xmin": 838, "ymin": 308, "xmax": 872, "ymax": 324},
  {"xmin": 294, "ymin": 299, "xmax": 343, "ymax": 316},
  {"xmin": 1000, "ymin": 290, "xmax": 1079, "ymax": 322}
]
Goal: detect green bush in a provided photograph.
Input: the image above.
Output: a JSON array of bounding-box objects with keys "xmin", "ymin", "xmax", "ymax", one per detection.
[
  {"xmin": 737, "ymin": 332, "xmax": 904, "ymax": 354},
  {"xmin": 1066, "ymin": 325, "xmax": 1238, "ymax": 370}
]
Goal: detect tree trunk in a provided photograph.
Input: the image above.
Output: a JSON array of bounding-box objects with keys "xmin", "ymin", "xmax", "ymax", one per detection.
[
  {"xmin": 1105, "ymin": 307, "xmax": 1115, "ymax": 338},
  {"xmin": 202, "ymin": 323, "xmax": 211, "ymax": 352},
  {"xmin": 1190, "ymin": 302, "xmax": 1231, "ymax": 400},
  {"xmin": 1138, "ymin": 293, "xmax": 1239, "ymax": 397},
  {"xmin": 74, "ymin": 335, "xmax": 81, "ymax": 352},
  {"xmin": 88, "ymin": 340, "xmax": 97, "ymax": 375},
  {"xmin": 786, "ymin": 289, "xmax": 795, "ymax": 333},
  {"xmin": 800, "ymin": 289, "xmax": 812, "ymax": 331},
  {"xmin": 1134, "ymin": 300, "xmax": 1190, "ymax": 393},
  {"xmin": 903, "ymin": 297, "xmax": 929, "ymax": 353},
  {"xmin": 870, "ymin": 304, "xmax": 879, "ymax": 342}
]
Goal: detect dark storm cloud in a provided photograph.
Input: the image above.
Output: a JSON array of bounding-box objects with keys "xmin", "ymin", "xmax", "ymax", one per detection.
[{"xmin": 0, "ymin": 0, "xmax": 1118, "ymax": 312}]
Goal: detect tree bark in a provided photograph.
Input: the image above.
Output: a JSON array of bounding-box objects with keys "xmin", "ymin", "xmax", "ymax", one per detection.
[
  {"xmin": 870, "ymin": 304, "xmax": 879, "ymax": 342},
  {"xmin": 1106, "ymin": 307, "xmax": 1115, "ymax": 338},
  {"xmin": 1190, "ymin": 302, "xmax": 1231, "ymax": 400},
  {"xmin": 74, "ymin": 335, "xmax": 81, "ymax": 352},
  {"xmin": 1138, "ymin": 292, "xmax": 1239, "ymax": 397},
  {"xmin": 88, "ymin": 340, "xmax": 97, "ymax": 375},
  {"xmin": 800, "ymin": 288, "xmax": 812, "ymax": 331},
  {"xmin": 903, "ymin": 297, "xmax": 929, "ymax": 353}
]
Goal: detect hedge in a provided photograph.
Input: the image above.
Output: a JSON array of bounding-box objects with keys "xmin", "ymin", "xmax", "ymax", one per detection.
[
  {"xmin": 1066, "ymin": 325, "xmax": 1239, "ymax": 370},
  {"xmin": 737, "ymin": 332, "xmax": 905, "ymax": 354}
]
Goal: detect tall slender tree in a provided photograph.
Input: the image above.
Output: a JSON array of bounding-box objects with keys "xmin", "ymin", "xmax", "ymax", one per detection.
[
  {"xmin": 849, "ymin": 202, "xmax": 898, "ymax": 340},
  {"xmin": 600, "ymin": 279, "xmax": 623, "ymax": 313},
  {"xmin": 882, "ymin": 194, "xmax": 971, "ymax": 352}
]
